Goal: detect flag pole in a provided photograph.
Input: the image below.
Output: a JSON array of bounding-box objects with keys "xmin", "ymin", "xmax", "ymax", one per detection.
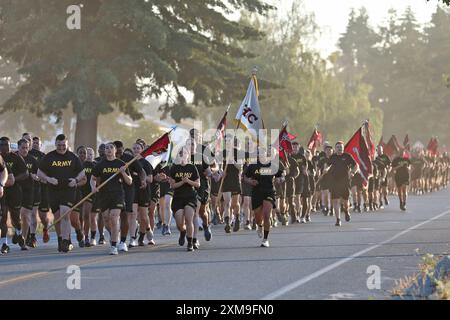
[
  {"xmin": 215, "ymin": 67, "xmax": 257, "ymax": 208},
  {"xmin": 47, "ymin": 128, "xmax": 175, "ymax": 231}
]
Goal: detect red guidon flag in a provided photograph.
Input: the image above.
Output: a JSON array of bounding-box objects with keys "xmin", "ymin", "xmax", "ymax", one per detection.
[
  {"xmin": 345, "ymin": 127, "xmax": 372, "ymax": 186},
  {"xmin": 141, "ymin": 131, "xmax": 171, "ymax": 158},
  {"xmin": 278, "ymin": 125, "xmax": 296, "ymax": 162},
  {"xmin": 307, "ymin": 128, "xmax": 322, "ymax": 152},
  {"xmin": 384, "ymin": 135, "xmax": 401, "ymax": 160}
]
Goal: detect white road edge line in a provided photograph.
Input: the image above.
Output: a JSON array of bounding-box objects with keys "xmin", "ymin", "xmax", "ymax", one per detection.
[{"xmin": 261, "ymin": 209, "xmax": 450, "ymax": 300}]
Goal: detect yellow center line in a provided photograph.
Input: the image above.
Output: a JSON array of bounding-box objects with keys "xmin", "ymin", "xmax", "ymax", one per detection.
[
  {"xmin": 0, "ymin": 243, "xmax": 175, "ymax": 289},
  {"xmin": 0, "ymin": 272, "xmax": 50, "ymax": 287}
]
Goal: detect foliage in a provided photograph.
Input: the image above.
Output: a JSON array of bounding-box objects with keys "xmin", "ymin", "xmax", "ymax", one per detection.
[{"xmin": 0, "ymin": 0, "xmax": 274, "ymax": 145}]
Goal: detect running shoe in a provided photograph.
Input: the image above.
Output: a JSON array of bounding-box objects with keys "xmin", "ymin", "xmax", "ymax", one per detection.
[
  {"xmin": 20, "ymin": 245, "xmax": 28, "ymax": 251},
  {"xmin": 98, "ymin": 234, "xmax": 105, "ymax": 245},
  {"xmin": 30, "ymin": 235, "xmax": 38, "ymax": 248},
  {"xmin": 17, "ymin": 235, "xmax": 25, "ymax": 248},
  {"xmin": 1, "ymin": 243, "xmax": 10, "ymax": 254},
  {"xmin": 61, "ymin": 239, "xmax": 70, "ymax": 253},
  {"xmin": 252, "ymin": 220, "xmax": 257, "ymax": 230},
  {"xmin": 118, "ymin": 241, "xmax": 128, "ymax": 252},
  {"xmin": 146, "ymin": 230, "xmax": 154, "ymax": 242},
  {"xmin": 178, "ymin": 230, "xmax": 186, "ymax": 246},
  {"xmin": 12, "ymin": 232, "xmax": 18, "ymax": 245},
  {"xmin": 245, "ymin": 222, "xmax": 252, "ymax": 230},
  {"xmin": 164, "ymin": 226, "xmax": 172, "ymax": 236},
  {"xmin": 335, "ymin": 219, "xmax": 342, "ymax": 227},
  {"xmin": 233, "ymin": 218, "xmax": 240, "ymax": 232},
  {"xmin": 224, "ymin": 223, "xmax": 231, "ymax": 233},
  {"xmin": 129, "ymin": 238, "xmax": 138, "ymax": 248},
  {"xmin": 300, "ymin": 218, "xmax": 306, "ymax": 224},
  {"xmin": 161, "ymin": 225, "xmax": 167, "ymax": 236},
  {"xmin": 76, "ymin": 230, "xmax": 83, "ymax": 243},
  {"xmin": 260, "ymin": 239, "xmax": 270, "ymax": 248},
  {"xmin": 204, "ymin": 226, "xmax": 212, "ymax": 241},
  {"xmin": 193, "ymin": 239, "xmax": 200, "ymax": 250},
  {"xmin": 90, "ymin": 238, "xmax": 97, "ymax": 246},
  {"xmin": 344, "ymin": 210, "xmax": 351, "ymax": 222},
  {"xmin": 156, "ymin": 221, "xmax": 162, "ymax": 230},
  {"xmin": 84, "ymin": 239, "xmax": 91, "ymax": 247},
  {"xmin": 78, "ymin": 240, "xmax": 85, "ymax": 248},
  {"xmin": 187, "ymin": 242, "xmax": 194, "ymax": 252},
  {"xmin": 306, "ymin": 216, "xmax": 311, "ymax": 222},
  {"xmin": 148, "ymin": 239, "xmax": 156, "ymax": 245},
  {"xmin": 273, "ymin": 220, "xmax": 278, "ymax": 228},
  {"xmin": 110, "ymin": 246, "xmax": 118, "ymax": 255},
  {"xmin": 26, "ymin": 235, "xmax": 33, "ymax": 248}
]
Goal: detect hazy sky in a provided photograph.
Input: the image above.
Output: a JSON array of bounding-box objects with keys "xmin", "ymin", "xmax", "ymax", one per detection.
[{"xmin": 274, "ymin": 0, "xmax": 441, "ymax": 57}]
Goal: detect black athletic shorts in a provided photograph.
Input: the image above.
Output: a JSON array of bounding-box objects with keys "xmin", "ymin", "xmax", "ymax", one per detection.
[
  {"xmin": 395, "ymin": 176, "xmax": 410, "ymax": 188},
  {"xmin": 241, "ymin": 181, "xmax": 253, "ymax": 198},
  {"xmin": 39, "ymin": 183, "xmax": 50, "ymax": 212},
  {"xmin": 134, "ymin": 186, "xmax": 151, "ymax": 208},
  {"xmin": 171, "ymin": 195, "xmax": 197, "ymax": 213},
  {"xmin": 330, "ymin": 179, "xmax": 350, "ymax": 200},
  {"xmin": 222, "ymin": 177, "xmax": 241, "ymax": 195},
  {"xmin": 285, "ymin": 177, "xmax": 295, "ymax": 198},
  {"xmin": 98, "ymin": 190, "xmax": 125, "ymax": 212},
  {"xmin": 196, "ymin": 183, "xmax": 210, "ymax": 205},
  {"xmin": 300, "ymin": 175, "xmax": 312, "ymax": 197},
  {"xmin": 123, "ymin": 185, "xmax": 135, "ymax": 212},
  {"xmin": 81, "ymin": 187, "xmax": 94, "ymax": 203},
  {"xmin": 150, "ymin": 183, "xmax": 160, "ymax": 204},
  {"xmin": 252, "ymin": 189, "xmax": 276, "ymax": 210},
  {"xmin": 319, "ymin": 174, "xmax": 331, "ymax": 191},
  {"xmin": 20, "ymin": 184, "xmax": 34, "ymax": 210},
  {"xmin": 33, "ymin": 182, "xmax": 41, "ymax": 207},
  {"xmin": 159, "ymin": 182, "xmax": 173, "ymax": 198},
  {"xmin": 210, "ymin": 179, "xmax": 220, "ymax": 197},
  {"xmin": 48, "ymin": 187, "xmax": 77, "ymax": 213},
  {"xmin": 4, "ymin": 185, "xmax": 22, "ymax": 211},
  {"xmin": 295, "ymin": 176, "xmax": 305, "ymax": 196}
]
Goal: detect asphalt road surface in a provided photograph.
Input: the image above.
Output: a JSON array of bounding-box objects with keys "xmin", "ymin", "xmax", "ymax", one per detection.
[{"xmin": 1, "ymin": 188, "xmax": 450, "ymax": 300}]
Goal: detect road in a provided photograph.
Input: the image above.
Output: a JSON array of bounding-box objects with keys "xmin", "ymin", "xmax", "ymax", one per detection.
[{"xmin": 1, "ymin": 187, "xmax": 449, "ymax": 300}]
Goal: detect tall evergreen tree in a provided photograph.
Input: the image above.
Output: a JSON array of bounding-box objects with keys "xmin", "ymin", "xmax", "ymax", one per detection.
[{"xmin": 0, "ymin": 0, "xmax": 273, "ymax": 148}]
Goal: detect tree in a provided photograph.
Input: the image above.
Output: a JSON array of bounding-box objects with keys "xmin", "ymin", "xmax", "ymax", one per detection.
[
  {"xmin": 206, "ymin": 1, "xmax": 383, "ymax": 144},
  {"xmin": 0, "ymin": 0, "xmax": 273, "ymax": 149}
]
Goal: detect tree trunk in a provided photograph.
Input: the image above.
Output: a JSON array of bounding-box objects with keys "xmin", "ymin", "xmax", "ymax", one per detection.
[{"xmin": 74, "ymin": 113, "xmax": 98, "ymax": 151}]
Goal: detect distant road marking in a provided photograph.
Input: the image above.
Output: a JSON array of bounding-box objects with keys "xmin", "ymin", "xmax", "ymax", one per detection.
[
  {"xmin": 0, "ymin": 272, "xmax": 49, "ymax": 287},
  {"xmin": 0, "ymin": 243, "xmax": 173, "ymax": 288},
  {"xmin": 262, "ymin": 209, "xmax": 450, "ymax": 300}
]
